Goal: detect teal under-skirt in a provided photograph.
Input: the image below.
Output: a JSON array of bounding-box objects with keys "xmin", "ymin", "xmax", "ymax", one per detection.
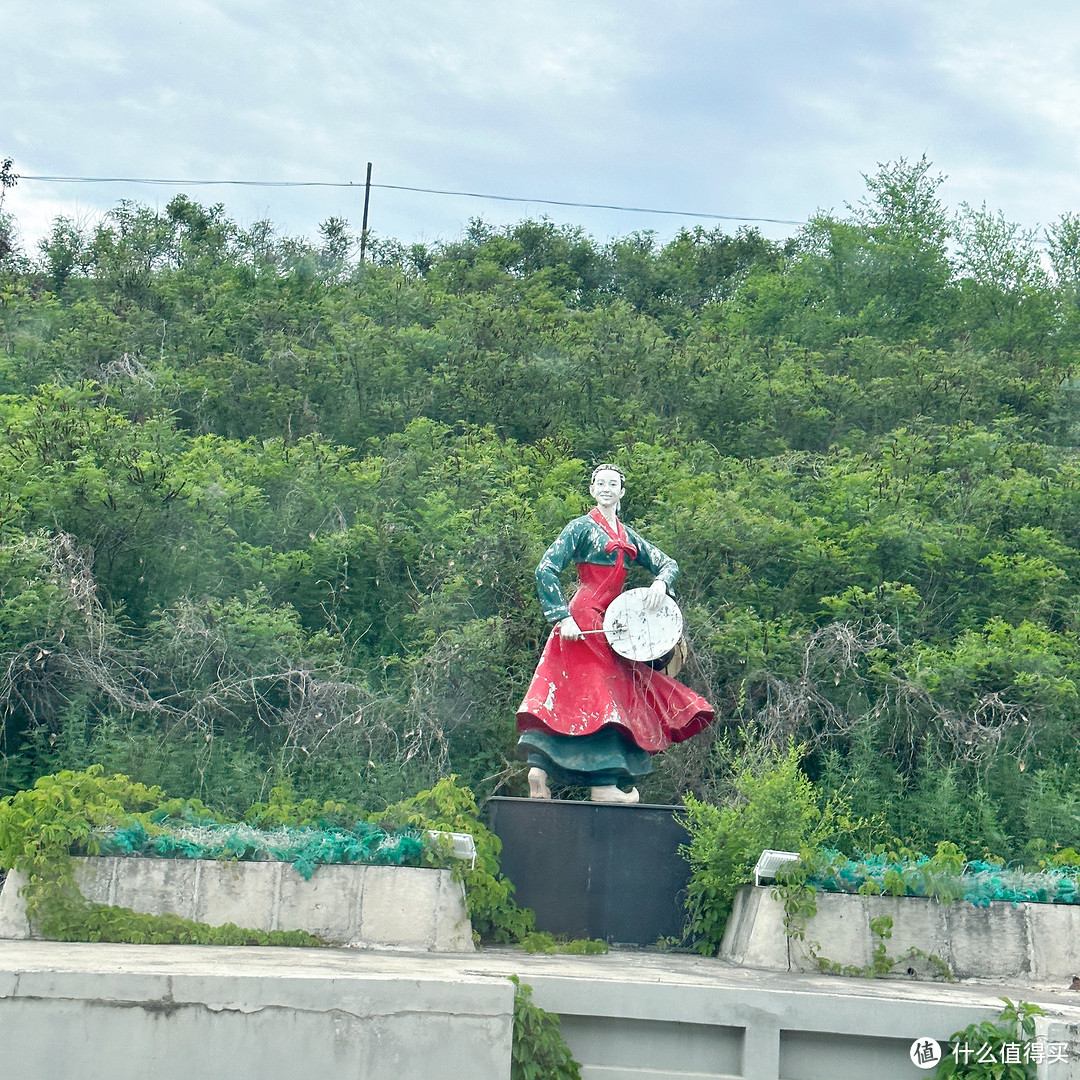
[{"xmin": 517, "ymin": 726, "xmax": 654, "ymax": 787}]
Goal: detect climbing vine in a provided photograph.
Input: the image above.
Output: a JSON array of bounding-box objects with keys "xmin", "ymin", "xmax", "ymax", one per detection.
[
  {"xmin": 769, "ymin": 848, "xmax": 967, "ymax": 980},
  {"xmin": 510, "ymin": 975, "xmax": 582, "ymax": 1080},
  {"xmin": 375, "ymin": 775, "xmax": 536, "ymax": 943}
]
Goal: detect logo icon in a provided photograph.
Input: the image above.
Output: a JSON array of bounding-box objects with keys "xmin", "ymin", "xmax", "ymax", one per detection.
[{"xmin": 910, "ymin": 1038, "xmax": 942, "ymax": 1069}]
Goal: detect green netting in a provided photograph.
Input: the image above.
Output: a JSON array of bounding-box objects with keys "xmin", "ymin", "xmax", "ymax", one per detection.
[
  {"xmin": 93, "ymin": 821, "xmax": 430, "ymax": 880},
  {"xmin": 801, "ymin": 852, "xmax": 1080, "ymax": 907}
]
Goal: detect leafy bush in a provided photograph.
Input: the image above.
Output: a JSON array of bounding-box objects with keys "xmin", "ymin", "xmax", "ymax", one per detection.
[
  {"xmin": 375, "ymin": 775, "xmax": 537, "ymax": 943},
  {"xmin": 0, "ymin": 764, "xmax": 322, "ymax": 945},
  {"xmin": 0, "ymin": 766, "xmax": 607, "ymax": 952},
  {"xmin": 510, "ymin": 975, "xmax": 582, "ymax": 1080},
  {"xmin": 936, "ymin": 998, "xmax": 1044, "ymax": 1078},
  {"xmin": 681, "ymin": 742, "xmax": 873, "ymax": 953}
]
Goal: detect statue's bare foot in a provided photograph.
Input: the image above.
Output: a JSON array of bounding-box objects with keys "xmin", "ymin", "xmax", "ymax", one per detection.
[
  {"xmin": 528, "ymin": 768, "xmax": 552, "ymax": 799},
  {"xmin": 590, "ymin": 785, "xmax": 640, "ymax": 804}
]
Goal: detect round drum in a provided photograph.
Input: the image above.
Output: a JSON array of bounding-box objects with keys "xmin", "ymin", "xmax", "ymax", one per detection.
[{"xmin": 603, "ymin": 587, "xmax": 684, "ymax": 662}]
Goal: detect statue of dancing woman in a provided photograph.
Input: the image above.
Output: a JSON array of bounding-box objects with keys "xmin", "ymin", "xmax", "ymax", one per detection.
[{"xmin": 516, "ymin": 464, "xmax": 713, "ymax": 804}]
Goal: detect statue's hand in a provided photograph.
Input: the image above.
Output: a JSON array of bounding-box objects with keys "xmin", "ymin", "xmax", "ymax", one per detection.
[
  {"xmin": 644, "ymin": 578, "xmax": 668, "ymax": 612},
  {"xmin": 559, "ymin": 615, "xmax": 584, "ymax": 640}
]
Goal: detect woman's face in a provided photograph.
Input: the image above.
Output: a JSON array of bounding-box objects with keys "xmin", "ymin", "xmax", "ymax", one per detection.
[{"xmin": 590, "ymin": 469, "xmax": 625, "ymax": 510}]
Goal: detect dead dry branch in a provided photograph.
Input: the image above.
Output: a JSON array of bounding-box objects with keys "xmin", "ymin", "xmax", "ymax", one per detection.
[
  {"xmin": 738, "ymin": 618, "xmax": 1036, "ymax": 765},
  {"xmin": 750, "ymin": 620, "xmax": 898, "ymax": 750},
  {"xmin": 891, "ymin": 680, "xmax": 1035, "ymax": 764},
  {"xmin": 0, "ymin": 532, "xmax": 451, "ymax": 775}
]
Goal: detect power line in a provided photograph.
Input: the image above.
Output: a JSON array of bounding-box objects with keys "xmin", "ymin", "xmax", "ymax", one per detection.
[
  {"xmin": 374, "ymin": 182, "xmax": 805, "ymax": 226},
  {"xmin": 18, "ymin": 173, "xmax": 806, "ymax": 227}
]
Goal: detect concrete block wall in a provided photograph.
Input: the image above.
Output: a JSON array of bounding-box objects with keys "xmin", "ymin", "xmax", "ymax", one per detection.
[
  {"xmin": 0, "ymin": 856, "xmax": 474, "ymax": 950},
  {"xmin": 721, "ymin": 884, "xmax": 1080, "ymax": 984}
]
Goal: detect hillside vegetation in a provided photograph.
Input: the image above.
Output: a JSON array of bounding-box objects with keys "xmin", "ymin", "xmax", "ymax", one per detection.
[{"xmin": 3, "ymin": 158, "xmax": 1080, "ymax": 860}]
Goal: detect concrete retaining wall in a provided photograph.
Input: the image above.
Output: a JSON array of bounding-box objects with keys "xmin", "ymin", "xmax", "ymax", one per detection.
[
  {"xmin": 0, "ymin": 942, "xmax": 511, "ymax": 1080},
  {"xmin": 0, "ymin": 856, "xmax": 473, "ymax": 951},
  {"xmin": 722, "ymin": 884, "xmax": 1080, "ymax": 983},
  {"xmin": 3, "ymin": 941, "xmax": 1080, "ymax": 1080},
  {"xmin": 517, "ymin": 953, "xmax": 1080, "ymax": 1080}
]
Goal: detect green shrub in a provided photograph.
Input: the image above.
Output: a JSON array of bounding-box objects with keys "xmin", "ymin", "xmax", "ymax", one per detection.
[
  {"xmin": 681, "ymin": 742, "xmax": 873, "ymax": 953},
  {"xmin": 0, "ymin": 765, "xmax": 606, "ymax": 952},
  {"xmin": 375, "ymin": 775, "xmax": 537, "ymax": 943},
  {"xmin": 373, "ymin": 777, "xmax": 606, "ymax": 951},
  {"xmin": 0, "ymin": 764, "xmax": 322, "ymax": 946},
  {"xmin": 510, "ymin": 975, "xmax": 582, "ymax": 1080},
  {"xmin": 936, "ymin": 998, "xmax": 1044, "ymax": 1078}
]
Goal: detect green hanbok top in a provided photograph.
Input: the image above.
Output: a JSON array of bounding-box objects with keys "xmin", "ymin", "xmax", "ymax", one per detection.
[{"xmin": 535, "ymin": 510, "xmax": 678, "ymax": 623}]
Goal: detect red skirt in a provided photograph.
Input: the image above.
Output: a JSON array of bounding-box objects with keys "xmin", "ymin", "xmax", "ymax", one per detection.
[{"xmin": 516, "ymin": 561, "xmax": 713, "ymax": 753}]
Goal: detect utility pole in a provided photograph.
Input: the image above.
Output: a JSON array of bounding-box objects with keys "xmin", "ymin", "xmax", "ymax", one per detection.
[{"xmin": 359, "ymin": 162, "xmax": 372, "ymax": 263}]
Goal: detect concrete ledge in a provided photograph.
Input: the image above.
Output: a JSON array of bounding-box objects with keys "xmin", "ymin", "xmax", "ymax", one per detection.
[
  {"xmin": 513, "ymin": 953, "xmax": 1080, "ymax": 1080},
  {"xmin": 0, "ymin": 942, "xmax": 510, "ymax": 1080},
  {"xmin": 721, "ymin": 884, "xmax": 1080, "ymax": 983},
  {"xmin": 3, "ymin": 941, "xmax": 1080, "ymax": 1080},
  {"xmin": 0, "ymin": 857, "xmax": 473, "ymax": 951}
]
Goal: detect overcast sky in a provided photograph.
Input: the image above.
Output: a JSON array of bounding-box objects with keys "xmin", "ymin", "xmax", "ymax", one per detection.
[{"xmin": 4, "ymin": 0, "xmax": 1080, "ymax": 254}]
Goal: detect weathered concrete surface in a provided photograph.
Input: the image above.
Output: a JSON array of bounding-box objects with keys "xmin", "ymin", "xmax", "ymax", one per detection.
[
  {"xmin": 0, "ymin": 941, "xmax": 509, "ymax": 1080},
  {"xmin": 2, "ymin": 941, "xmax": 1080, "ymax": 1080},
  {"xmin": 0, "ymin": 857, "xmax": 473, "ymax": 951},
  {"xmin": 510, "ymin": 951, "xmax": 1080, "ymax": 1080},
  {"xmin": 722, "ymin": 884, "xmax": 1080, "ymax": 984}
]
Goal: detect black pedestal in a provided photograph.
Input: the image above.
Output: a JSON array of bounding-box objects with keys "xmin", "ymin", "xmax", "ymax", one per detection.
[{"xmin": 485, "ymin": 796, "xmax": 691, "ymax": 945}]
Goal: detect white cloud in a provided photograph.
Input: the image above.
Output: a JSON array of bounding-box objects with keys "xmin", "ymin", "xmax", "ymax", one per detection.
[{"xmin": 4, "ymin": 0, "xmax": 1080, "ymax": 250}]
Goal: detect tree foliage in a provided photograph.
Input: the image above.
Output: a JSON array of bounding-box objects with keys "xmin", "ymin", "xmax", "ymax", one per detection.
[{"xmin": 1, "ymin": 158, "xmax": 1080, "ymax": 862}]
